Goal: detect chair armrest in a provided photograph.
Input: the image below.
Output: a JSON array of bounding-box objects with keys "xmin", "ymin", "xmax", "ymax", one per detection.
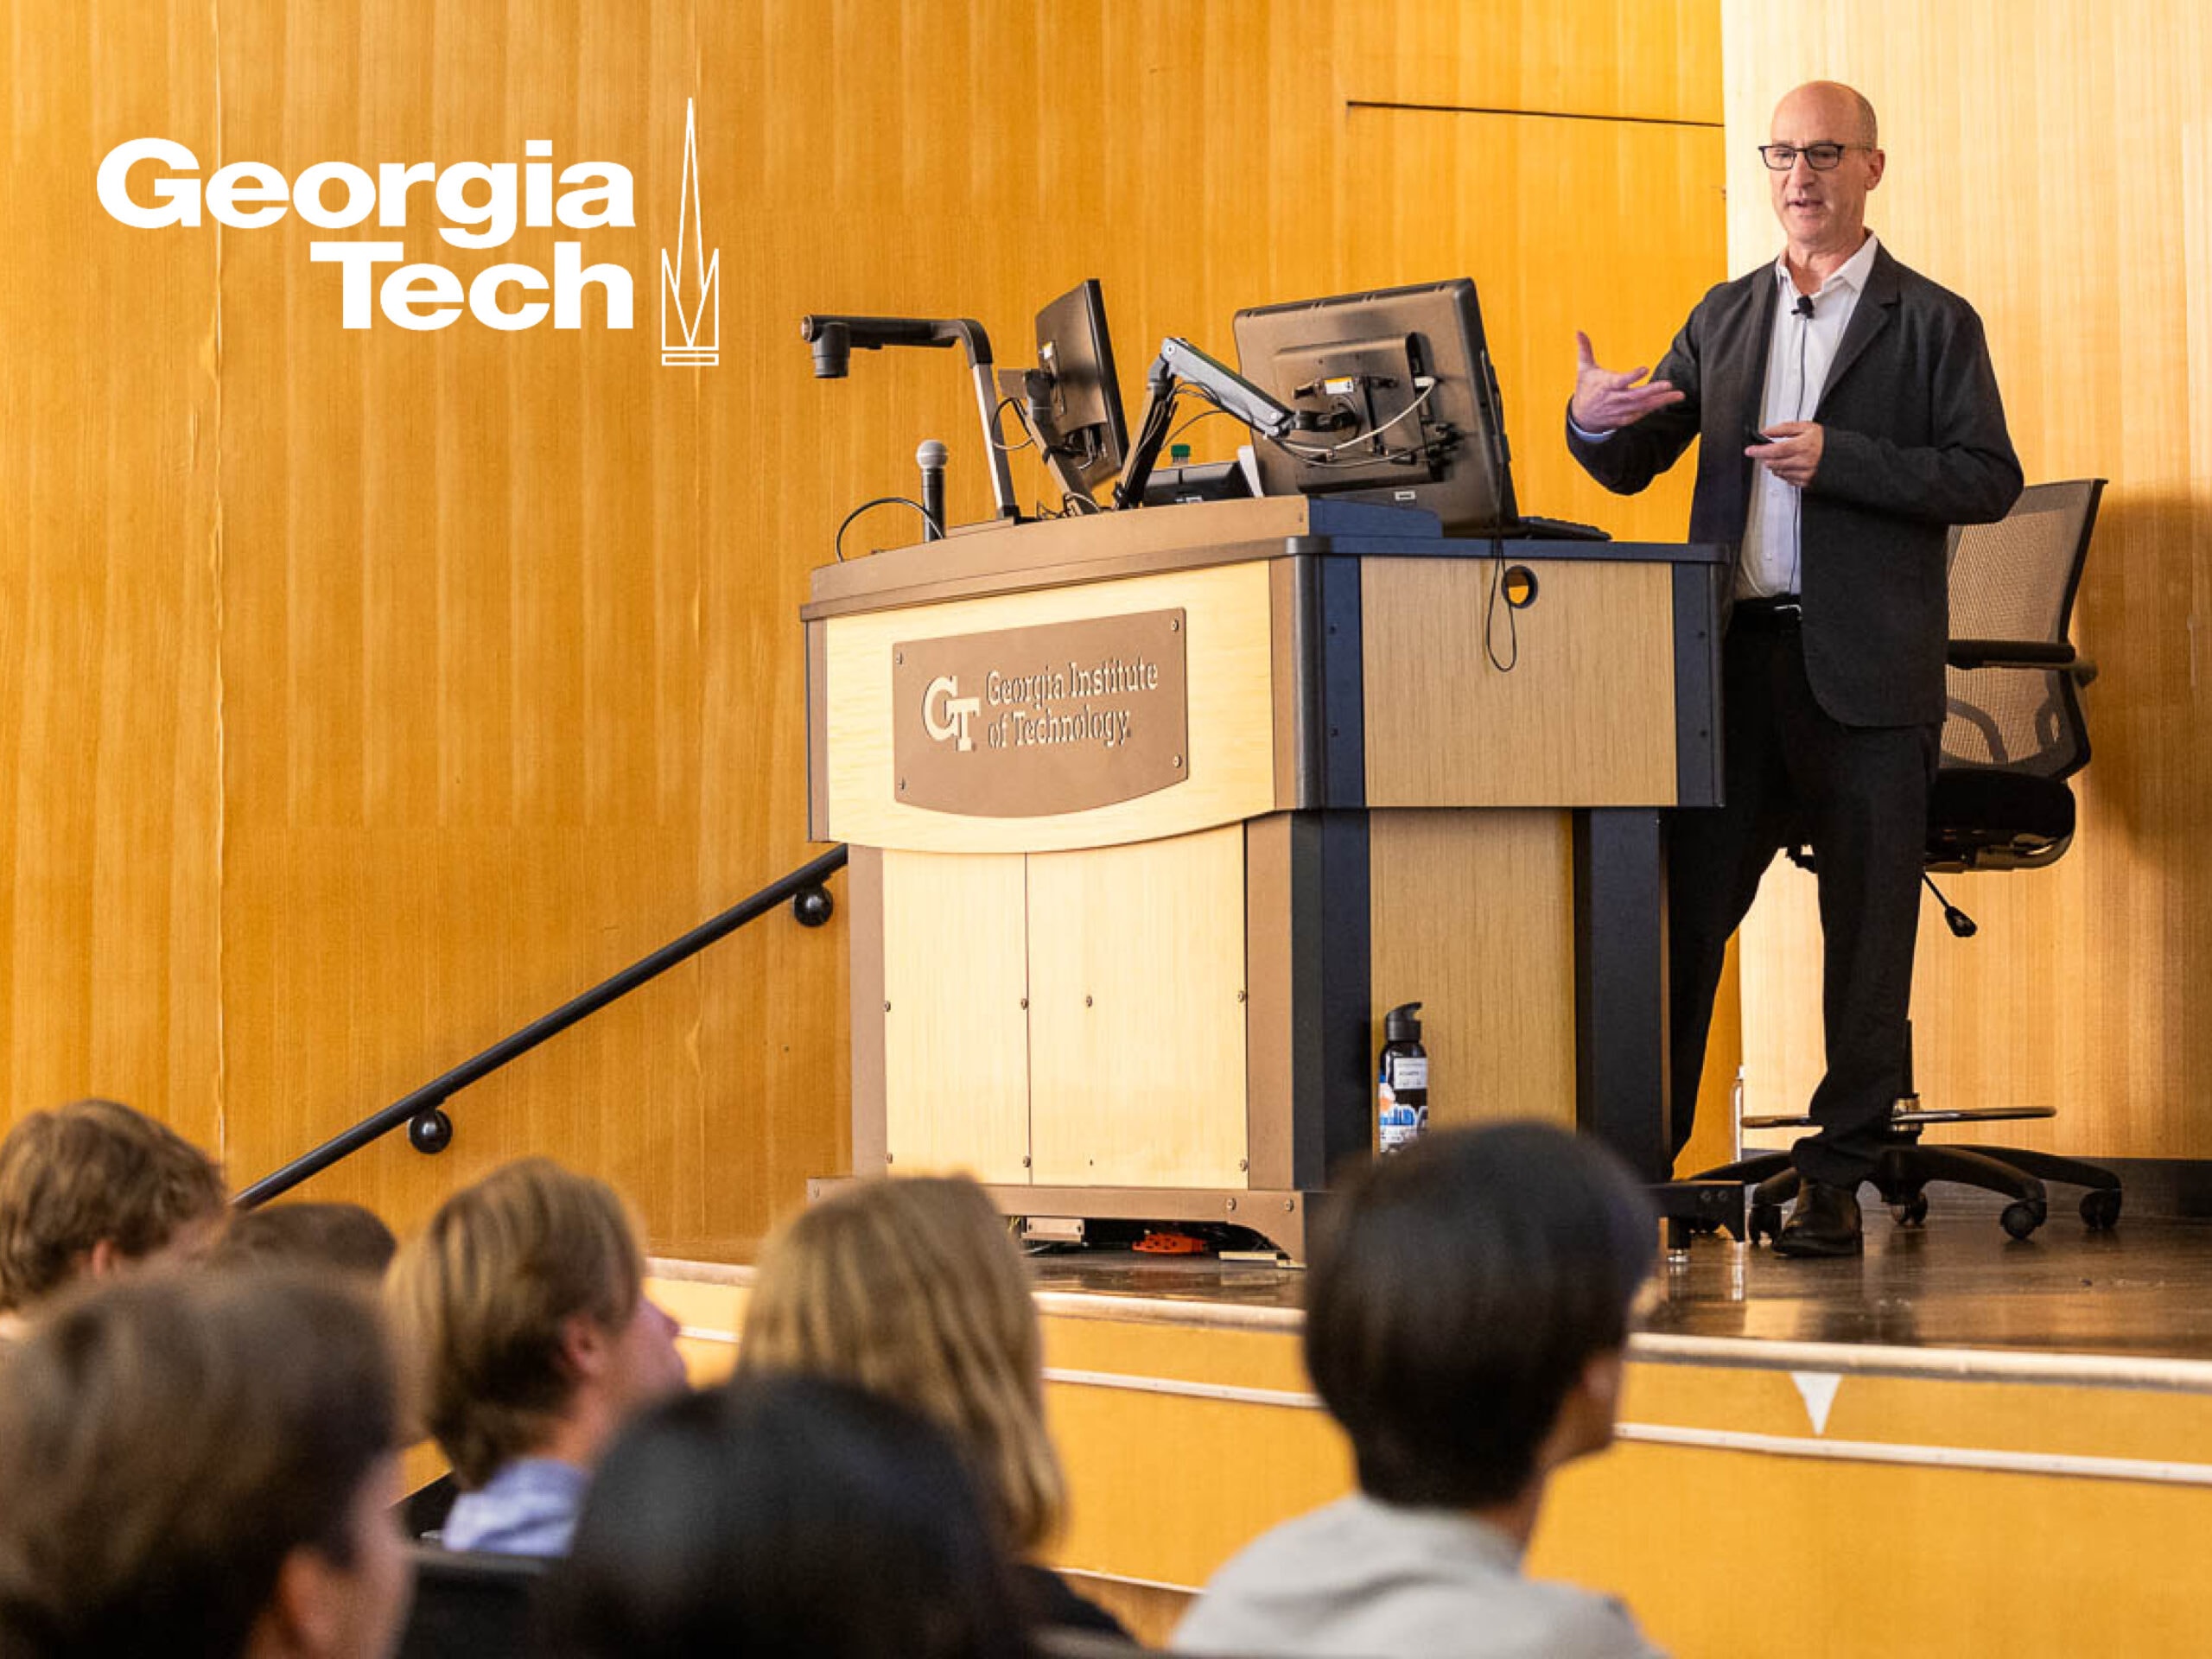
[{"xmin": 1947, "ymin": 637, "xmax": 2076, "ymax": 671}]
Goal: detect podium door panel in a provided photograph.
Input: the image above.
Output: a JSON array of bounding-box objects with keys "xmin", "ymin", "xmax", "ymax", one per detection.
[
  {"xmin": 1362, "ymin": 557, "xmax": 1679, "ymax": 805},
  {"xmin": 1027, "ymin": 826, "xmax": 1250, "ymax": 1188},
  {"xmin": 1369, "ymin": 809, "xmax": 1577, "ymax": 1130},
  {"xmin": 881, "ymin": 850, "xmax": 1033, "ymax": 1185}
]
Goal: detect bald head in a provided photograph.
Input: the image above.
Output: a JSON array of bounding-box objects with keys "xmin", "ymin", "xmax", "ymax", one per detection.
[
  {"xmin": 1767, "ymin": 80, "xmax": 1885, "ymax": 265},
  {"xmin": 1775, "ymin": 81, "xmax": 1878, "ymax": 147}
]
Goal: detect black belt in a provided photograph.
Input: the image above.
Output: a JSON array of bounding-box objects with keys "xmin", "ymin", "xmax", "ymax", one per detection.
[{"xmin": 1733, "ymin": 595, "xmax": 1802, "ymax": 626}]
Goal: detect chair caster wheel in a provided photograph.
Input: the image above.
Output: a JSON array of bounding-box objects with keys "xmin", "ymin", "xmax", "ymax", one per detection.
[
  {"xmin": 1889, "ymin": 1194, "xmax": 1930, "ymax": 1228},
  {"xmin": 2081, "ymin": 1189, "xmax": 2123, "ymax": 1230},
  {"xmin": 2000, "ymin": 1200, "xmax": 2044, "ymax": 1241},
  {"xmin": 1750, "ymin": 1203, "xmax": 1784, "ymax": 1245}
]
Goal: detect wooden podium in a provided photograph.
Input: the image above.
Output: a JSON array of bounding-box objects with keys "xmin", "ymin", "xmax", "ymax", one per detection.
[{"xmin": 804, "ymin": 499, "xmax": 1725, "ymax": 1256}]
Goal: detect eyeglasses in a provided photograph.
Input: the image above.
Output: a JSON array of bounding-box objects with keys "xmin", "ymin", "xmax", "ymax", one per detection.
[{"xmin": 1758, "ymin": 143, "xmax": 1868, "ymax": 172}]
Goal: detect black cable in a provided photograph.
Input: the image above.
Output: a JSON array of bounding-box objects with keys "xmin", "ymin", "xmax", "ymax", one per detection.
[
  {"xmin": 989, "ymin": 397, "xmax": 1037, "ymax": 454},
  {"xmin": 1484, "ymin": 538, "xmax": 1519, "ymax": 672},
  {"xmin": 1165, "ymin": 404, "xmax": 1237, "ymax": 448},
  {"xmin": 833, "ymin": 495, "xmax": 938, "ymax": 563}
]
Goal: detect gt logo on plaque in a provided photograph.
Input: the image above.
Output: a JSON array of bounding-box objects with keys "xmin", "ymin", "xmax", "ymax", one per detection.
[{"xmin": 893, "ymin": 609, "xmax": 1191, "ymax": 817}]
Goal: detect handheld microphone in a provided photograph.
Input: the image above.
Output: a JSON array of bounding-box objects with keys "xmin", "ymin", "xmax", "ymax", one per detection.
[
  {"xmin": 916, "ymin": 440, "xmax": 948, "ymax": 540},
  {"xmin": 1794, "ymin": 294, "xmax": 1815, "ymax": 321}
]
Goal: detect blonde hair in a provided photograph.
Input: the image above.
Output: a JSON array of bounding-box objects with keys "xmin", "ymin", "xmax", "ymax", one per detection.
[
  {"xmin": 384, "ymin": 1157, "xmax": 644, "ymax": 1487},
  {"xmin": 0, "ymin": 1099, "xmax": 226, "ymax": 1313},
  {"xmin": 738, "ymin": 1176, "xmax": 1066, "ymax": 1552}
]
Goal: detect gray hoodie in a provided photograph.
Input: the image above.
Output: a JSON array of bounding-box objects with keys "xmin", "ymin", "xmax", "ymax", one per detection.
[{"xmin": 1172, "ymin": 1494, "xmax": 1663, "ymax": 1659}]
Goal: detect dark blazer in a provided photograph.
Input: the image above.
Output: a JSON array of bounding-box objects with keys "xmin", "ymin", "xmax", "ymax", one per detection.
[{"xmin": 1567, "ymin": 244, "xmax": 2023, "ymax": 727}]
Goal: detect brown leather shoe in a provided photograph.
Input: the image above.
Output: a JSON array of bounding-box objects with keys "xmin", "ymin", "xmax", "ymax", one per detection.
[{"xmin": 1772, "ymin": 1179, "xmax": 1864, "ymax": 1258}]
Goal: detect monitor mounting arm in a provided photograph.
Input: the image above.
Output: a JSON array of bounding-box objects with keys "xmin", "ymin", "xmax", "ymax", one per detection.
[
  {"xmin": 1112, "ymin": 337, "xmax": 1321, "ymax": 512},
  {"xmin": 799, "ymin": 314, "xmax": 1020, "ymax": 521}
]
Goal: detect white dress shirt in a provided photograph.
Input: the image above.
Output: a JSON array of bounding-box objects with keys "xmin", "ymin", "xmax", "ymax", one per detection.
[{"xmin": 1737, "ymin": 232, "xmax": 1882, "ymax": 598}]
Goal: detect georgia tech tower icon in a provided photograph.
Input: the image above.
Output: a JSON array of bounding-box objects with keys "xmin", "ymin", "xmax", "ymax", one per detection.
[{"xmin": 660, "ymin": 99, "xmax": 718, "ymax": 367}]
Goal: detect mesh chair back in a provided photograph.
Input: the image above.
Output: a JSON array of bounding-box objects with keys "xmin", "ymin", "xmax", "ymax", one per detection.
[{"xmin": 1941, "ymin": 480, "xmax": 2102, "ymax": 778}]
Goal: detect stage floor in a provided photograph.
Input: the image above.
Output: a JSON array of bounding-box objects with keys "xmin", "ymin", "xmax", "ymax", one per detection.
[
  {"xmin": 1013, "ymin": 1202, "xmax": 2212, "ymax": 1369},
  {"xmin": 651, "ymin": 1203, "xmax": 2212, "ymax": 1653}
]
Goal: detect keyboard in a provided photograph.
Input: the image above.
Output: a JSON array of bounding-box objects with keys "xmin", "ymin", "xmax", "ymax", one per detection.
[{"xmin": 1510, "ymin": 513, "xmax": 1611, "ymax": 543}]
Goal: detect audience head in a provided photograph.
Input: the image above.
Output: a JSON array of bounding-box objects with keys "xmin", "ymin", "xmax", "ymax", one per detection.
[
  {"xmin": 0, "ymin": 1269, "xmax": 410, "ymax": 1659},
  {"xmin": 1304, "ymin": 1122, "xmax": 1655, "ymax": 1512},
  {"xmin": 0, "ymin": 1097, "xmax": 227, "ymax": 1318},
  {"xmin": 552, "ymin": 1375, "xmax": 1033, "ymax": 1659},
  {"xmin": 739, "ymin": 1175, "xmax": 1065, "ymax": 1553},
  {"xmin": 385, "ymin": 1157, "xmax": 685, "ymax": 1487},
  {"xmin": 213, "ymin": 1201, "xmax": 397, "ymax": 1281}
]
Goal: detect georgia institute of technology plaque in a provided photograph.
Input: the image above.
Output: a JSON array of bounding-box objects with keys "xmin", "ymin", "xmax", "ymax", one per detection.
[{"xmin": 891, "ymin": 609, "xmax": 1191, "ymax": 817}]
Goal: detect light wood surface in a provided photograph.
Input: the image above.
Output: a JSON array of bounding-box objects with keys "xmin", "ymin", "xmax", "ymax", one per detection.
[
  {"xmin": 1027, "ymin": 827, "xmax": 1249, "ymax": 1189},
  {"xmin": 1723, "ymin": 5, "xmax": 2212, "ymax": 1159},
  {"xmin": 880, "ymin": 851, "xmax": 1032, "ymax": 1185},
  {"xmin": 2, "ymin": 0, "xmax": 1719, "ymax": 1244},
  {"xmin": 1361, "ymin": 558, "xmax": 1681, "ymax": 806},
  {"xmin": 1368, "ymin": 810, "xmax": 1578, "ymax": 1133},
  {"xmin": 823, "ymin": 563, "xmax": 1277, "ymax": 855}
]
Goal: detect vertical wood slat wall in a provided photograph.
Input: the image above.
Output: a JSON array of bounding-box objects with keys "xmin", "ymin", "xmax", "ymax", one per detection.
[
  {"xmin": 1726, "ymin": 3, "xmax": 2212, "ymax": 1160},
  {"xmin": 0, "ymin": 0, "xmax": 1720, "ymax": 1247}
]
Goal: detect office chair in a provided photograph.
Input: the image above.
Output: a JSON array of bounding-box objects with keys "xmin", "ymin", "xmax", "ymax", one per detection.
[
  {"xmin": 1696, "ymin": 480, "xmax": 2123, "ymax": 1243},
  {"xmin": 393, "ymin": 1543, "xmax": 548, "ymax": 1659}
]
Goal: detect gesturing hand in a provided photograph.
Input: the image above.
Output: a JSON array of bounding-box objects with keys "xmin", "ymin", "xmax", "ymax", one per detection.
[
  {"xmin": 1745, "ymin": 420, "xmax": 1824, "ymax": 487},
  {"xmin": 1571, "ymin": 331, "xmax": 1686, "ymax": 433}
]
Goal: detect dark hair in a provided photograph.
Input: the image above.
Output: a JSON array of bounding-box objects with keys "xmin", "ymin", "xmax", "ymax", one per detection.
[
  {"xmin": 1303, "ymin": 1122, "xmax": 1654, "ymax": 1509},
  {"xmin": 212, "ymin": 1201, "xmax": 397, "ymax": 1279},
  {"xmin": 0, "ymin": 1270, "xmax": 397, "ymax": 1658},
  {"xmin": 0, "ymin": 1099, "xmax": 226, "ymax": 1310},
  {"xmin": 551, "ymin": 1376, "xmax": 1033, "ymax": 1659}
]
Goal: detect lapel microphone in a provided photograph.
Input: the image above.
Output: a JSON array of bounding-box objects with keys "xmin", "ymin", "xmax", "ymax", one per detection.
[{"xmin": 1794, "ymin": 293, "xmax": 1815, "ymax": 320}]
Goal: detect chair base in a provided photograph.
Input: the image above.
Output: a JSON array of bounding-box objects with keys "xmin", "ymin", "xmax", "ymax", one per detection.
[{"xmin": 1692, "ymin": 1135, "xmax": 2123, "ymax": 1243}]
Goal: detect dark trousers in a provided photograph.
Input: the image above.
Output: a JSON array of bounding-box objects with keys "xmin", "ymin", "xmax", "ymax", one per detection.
[{"xmin": 1669, "ymin": 614, "xmax": 1939, "ymax": 1188}]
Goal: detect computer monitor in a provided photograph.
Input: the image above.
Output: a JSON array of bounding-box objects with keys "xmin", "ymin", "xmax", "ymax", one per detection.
[
  {"xmin": 1230, "ymin": 278, "xmax": 1517, "ymax": 534},
  {"xmin": 1027, "ymin": 279, "xmax": 1128, "ymax": 499}
]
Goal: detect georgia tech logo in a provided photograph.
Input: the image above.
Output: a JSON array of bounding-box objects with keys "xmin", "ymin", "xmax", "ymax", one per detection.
[
  {"xmin": 922, "ymin": 676, "xmax": 982, "ymax": 753},
  {"xmin": 95, "ymin": 99, "xmax": 714, "ymax": 362}
]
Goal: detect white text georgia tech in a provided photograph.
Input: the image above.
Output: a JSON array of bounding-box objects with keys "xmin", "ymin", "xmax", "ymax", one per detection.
[{"xmin": 95, "ymin": 137, "xmax": 637, "ymax": 333}]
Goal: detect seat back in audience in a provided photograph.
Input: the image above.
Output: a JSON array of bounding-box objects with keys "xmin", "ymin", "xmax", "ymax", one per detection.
[{"xmin": 395, "ymin": 1544, "xmax": 548, "ymax": 1659}]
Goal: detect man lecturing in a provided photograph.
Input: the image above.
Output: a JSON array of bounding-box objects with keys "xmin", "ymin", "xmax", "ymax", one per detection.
[{"xmin": 1567, "ymin": 79, "xmax": 2024, "ymax": 1257}]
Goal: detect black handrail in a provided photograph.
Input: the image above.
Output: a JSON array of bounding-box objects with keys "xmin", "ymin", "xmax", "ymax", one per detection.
[{"xmin": 233, "ymin": 843, "xmax": 849, "ymax": 1210}]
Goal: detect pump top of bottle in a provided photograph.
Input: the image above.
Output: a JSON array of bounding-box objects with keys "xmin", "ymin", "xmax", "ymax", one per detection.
[{"xmin": 1383, "ymin": 1002, "xmax": 1423, "ymax": 1044}]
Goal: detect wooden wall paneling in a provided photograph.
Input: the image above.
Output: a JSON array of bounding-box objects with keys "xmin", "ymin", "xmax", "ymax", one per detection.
[
  {"xmin": 1725, "ymin": 2, "xmax": 2212, "ymax": 1160},
  {"xmin": 4, "ymin": 0, "xmax": 1723, "ymax": 1247},
  {"xmin": 1367, "ymin": 809, "xmax": 1577, "ymax": 1132},
  {"xmin": 1027, "ymin": 825, "xmax": 1249, "ymax": 1190},
  {"xmin": 1336, "ymin": 0, "xmax": 1722, "ymax": 129},
  {"xmin": 0, "ymin": 0, "xmax": 224, "ymax": 1149}
]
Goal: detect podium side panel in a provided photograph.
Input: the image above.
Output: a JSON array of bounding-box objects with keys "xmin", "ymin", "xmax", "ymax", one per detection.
[
  {"xmin": 1028, "ymin": 827, "xmax": 1250, "ymax": 1189},
  {"xmin": 848, "ymin": 847, "xmax": 887, "ymax": 1174},
  {"xmin": 881, "ymin": 850, "xmax": 1033, "ymax": 1185},
  {"xmin": 1362, "ymin": 558, "xmax": 1678, "ymax": 806},
  {"xmin": 822, "ymin": 563, "xmax": 1276, "ymax": 854},
  {"xmin": 1369, "ymin": 809, "xmax": 1576, "ymax": 1131}
]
